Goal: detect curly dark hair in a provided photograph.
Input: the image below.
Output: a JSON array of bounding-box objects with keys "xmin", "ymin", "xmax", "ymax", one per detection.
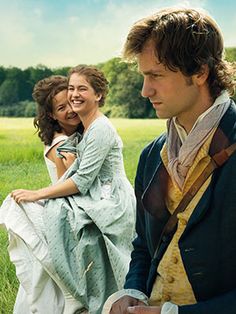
[
  {"xmin": 123, "ymin": 7, "xmax": 236, "ymax": 99},
  {"xmin": 68, "ymin": 65, "xmax": 109, "ymax": 107},
  {"xmin": 33, "ymin": 75, "xmax": 68, "ymax": 145}
]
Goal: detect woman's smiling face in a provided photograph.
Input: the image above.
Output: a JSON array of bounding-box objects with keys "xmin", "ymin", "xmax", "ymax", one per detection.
[
  {"xmin": 67, "ymin": 73, "xmax": 101, "ymax": 116},
  {"xmin": 52, "ymin": 89, "xmax": 81, "ymax": 130}
]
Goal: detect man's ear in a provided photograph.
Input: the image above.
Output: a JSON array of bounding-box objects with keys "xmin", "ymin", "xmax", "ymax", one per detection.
[{"xmin": 194, "ymin": 64, "xmax": 209, "ymax": 86}]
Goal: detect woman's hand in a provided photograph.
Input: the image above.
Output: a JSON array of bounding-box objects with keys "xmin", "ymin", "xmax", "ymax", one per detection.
[
  {"xmin": 60, "ymin": 152, "xmax": 76, "ymax": 169},
  {"xmin": 11, "ymin": 189, "xmax": 41, "ymax": 203}
]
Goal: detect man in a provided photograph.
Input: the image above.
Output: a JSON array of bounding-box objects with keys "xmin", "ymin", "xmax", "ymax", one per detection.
[{"xmin": 105, "ymin": 7, "xmax": 236, "ymax": 314}]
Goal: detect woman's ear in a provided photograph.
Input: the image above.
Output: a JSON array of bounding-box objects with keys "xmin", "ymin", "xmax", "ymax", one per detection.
[
  {"xmin": 49, "ymin": 113, "xmax": 56, "ymax": 121},
  {"xmin": 96, "ymin": 94, "xmax": 102, "ymax": 102}
]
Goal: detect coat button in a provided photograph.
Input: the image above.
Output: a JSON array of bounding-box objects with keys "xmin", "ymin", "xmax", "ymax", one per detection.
[
  {"xmin": 163, "ymin": 295, "xmax": 171, "ymax": 302},
  {"xmin": 166, "ymin": 275, "xmax": 174, "ymax": 283},
  {"xmin": 172, "ymin": 256, "xmax": 178, "ymax": 264},
  {"xmin": 179, "ymin": 218, "xmax": 187, "ymax": 225}
]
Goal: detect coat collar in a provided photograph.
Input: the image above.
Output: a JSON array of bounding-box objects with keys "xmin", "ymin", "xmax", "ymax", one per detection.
[{"xmin": 141, "ymin": 101, "xmax": 236, "ymax": 220}]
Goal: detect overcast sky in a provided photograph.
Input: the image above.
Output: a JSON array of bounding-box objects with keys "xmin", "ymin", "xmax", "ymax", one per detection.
[{"xmin": 0, "ymin": 0, "xmax": 235, "ymax": 69}]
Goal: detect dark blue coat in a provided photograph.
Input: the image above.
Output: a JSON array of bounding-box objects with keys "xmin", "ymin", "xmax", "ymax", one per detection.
[{"xmin": 124, "ymin": 101, "xmax": 236, "ymax": 314}]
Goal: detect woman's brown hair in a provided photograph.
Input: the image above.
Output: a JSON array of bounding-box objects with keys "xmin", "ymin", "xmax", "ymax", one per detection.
[{"xmin": 33, "ymin": 75, "xmax": 68, "ymax": 145}]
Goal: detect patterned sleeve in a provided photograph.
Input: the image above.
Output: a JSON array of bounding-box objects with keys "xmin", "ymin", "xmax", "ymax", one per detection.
[{"xmin": 70, "ymin": 119, "xmax": 116, "ymax": 195}]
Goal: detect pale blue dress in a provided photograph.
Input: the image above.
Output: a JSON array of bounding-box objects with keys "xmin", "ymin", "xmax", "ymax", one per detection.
[
  {"xmin": 0, "ymin": 115, "xmax": 136, "ymax": 314},
  {"xmin": 44, "ymin": 115, "xmax": 136, "ymax": 314}
]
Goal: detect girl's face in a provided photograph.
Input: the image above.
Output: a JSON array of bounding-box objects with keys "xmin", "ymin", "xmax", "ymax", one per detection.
[
  {"xmin": 67, "ymin": 73, "xmax": 101, "ymax": 116},
  {"xmin": 52, "ymin": 89, "xmax": 81, "ymax": 131}
]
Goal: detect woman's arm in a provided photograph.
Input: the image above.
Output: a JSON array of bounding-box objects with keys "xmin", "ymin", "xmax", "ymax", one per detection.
[
  {"xmin": 12, "ymin": 120, "xmax": 113, "ymax": 203},
  {"xmin": 11, "ymin": 178, "xmax": 79, "ymax": 203}
]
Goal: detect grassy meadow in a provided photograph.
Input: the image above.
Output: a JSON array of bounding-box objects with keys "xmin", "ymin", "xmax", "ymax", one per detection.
[{"xmin": 0, "ymin": 117, "xmax": 166, "ymax": 313}]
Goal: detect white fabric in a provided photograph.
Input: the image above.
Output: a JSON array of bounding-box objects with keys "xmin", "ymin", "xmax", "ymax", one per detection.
[
  {"xmin": 167, "ymin": 91, "xmax": 230, "ymax": 189},
  {"xmin": 161, "ymin": 302, "xmax": 179, "ymax": 314},
  {"xmin": 0, "ymin": 136, "xmax": 84, "ymax": 314},
  {"xmin": 102, "ymin": 289, "xmax": 178, "ymax": 314},
  {"xmin": 44, "ymin": 135, "xmax": 68, "ymax": 184},
  {"xmin": 102, "ymin": 289, "xmax": 148, "ymax": 313}
]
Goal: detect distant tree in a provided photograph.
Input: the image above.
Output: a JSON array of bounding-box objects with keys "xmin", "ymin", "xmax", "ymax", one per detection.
[
  {"xmin": 27, "ymin": 64, "xmax": 53, "ymax": 85},
  {"xmin": 0, "ymin": 50, "xmax": 235, "ymax": 117},
  {"xmin": 101, "ymin": 58, "xmax": 154, "ymax": 118},
  {"xmin": 53, "ymin": 67, "xmax": 71, "ymax": 76},
  {"xmin": 0, "ymin": 66, "xmax": 6, "ymax": 86},
  {"xmin": 24, "ymin": 101, "xmax": 37, "ymax": 117},
  {"xmin": 0, "ymin": 79, "xmax": 19, "ymax": 106}
]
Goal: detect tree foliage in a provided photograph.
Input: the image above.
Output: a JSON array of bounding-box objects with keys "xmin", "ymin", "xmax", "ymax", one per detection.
[
  {"xmin": 100, "ymin": 58, "xmax": 154, "ymax": 118},
  {"xmin": 0, "ymin": 47, "xmax": 236, "ymax": 117}
]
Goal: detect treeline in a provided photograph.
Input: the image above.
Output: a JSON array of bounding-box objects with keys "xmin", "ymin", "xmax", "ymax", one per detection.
[{"xmin": 0, "ymin": 47, "xmax": 236, "ymax": 118}]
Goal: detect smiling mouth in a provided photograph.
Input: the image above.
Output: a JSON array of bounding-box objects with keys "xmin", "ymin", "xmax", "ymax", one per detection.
[
  {"xmin": 68, "ymin": 113, "xmax": 78, "ymax": 119},
  {"xmin": 72, "ymin": 99, "xmax": 84, "ymax": 105}
]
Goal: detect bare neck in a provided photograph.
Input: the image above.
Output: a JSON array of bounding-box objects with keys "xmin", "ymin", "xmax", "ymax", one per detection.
[
  {"xmin": 177, "ymin": 86, "xmax": 213, "ymax": 134},
  {"xmin": 80, "ymin": 109, "xmax": 103, "ymax": 132}
]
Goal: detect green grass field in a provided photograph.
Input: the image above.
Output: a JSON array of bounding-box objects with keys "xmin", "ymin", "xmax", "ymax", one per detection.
[{"xmin": 0, "ymin": 117, "xmax": 166, "ymax": 313}]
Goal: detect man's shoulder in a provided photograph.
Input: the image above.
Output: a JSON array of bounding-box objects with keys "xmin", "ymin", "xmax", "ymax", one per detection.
[{"xmin": 140, "ymin": 132, "xmax": 167, "ymax": 160}]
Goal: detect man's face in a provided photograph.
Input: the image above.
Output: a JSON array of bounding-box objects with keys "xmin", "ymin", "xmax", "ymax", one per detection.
[{"xmin": 137, "ymin": 40, "xmax": 202, "ymax": 130}]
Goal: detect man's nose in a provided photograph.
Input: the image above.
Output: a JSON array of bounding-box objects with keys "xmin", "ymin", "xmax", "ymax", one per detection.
[{"xmin": 141, "ymin": 77, "xmax": 155, "ymax": 98}]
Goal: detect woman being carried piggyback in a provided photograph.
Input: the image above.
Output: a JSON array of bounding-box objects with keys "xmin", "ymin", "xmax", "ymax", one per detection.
[
  {"xmin": 33, "ymin": 75, "xmax": 83, "ymax": 182},
  {"xmin": 1, "ymin": 75, "xmax": 85, "ymax": 314}
]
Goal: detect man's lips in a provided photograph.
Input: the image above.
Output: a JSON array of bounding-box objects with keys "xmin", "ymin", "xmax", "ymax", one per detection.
[{"xmin": 151, "ymin": 101, "xmax": 162, "ymax": 108}]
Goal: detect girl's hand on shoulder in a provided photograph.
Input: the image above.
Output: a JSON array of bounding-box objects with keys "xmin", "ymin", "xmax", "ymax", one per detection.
[
  {"xmin": 11, "ymin": 189, "xmax": 41, "ymax": 203},
  {"xmin": 60, "ymin": 152, "xmax": 76, "ymax": 169}
]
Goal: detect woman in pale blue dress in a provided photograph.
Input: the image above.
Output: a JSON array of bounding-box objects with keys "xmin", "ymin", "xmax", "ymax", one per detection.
[{"xmin": 8, "ymin": 65, "xmax": 136, "ymax": 314}]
